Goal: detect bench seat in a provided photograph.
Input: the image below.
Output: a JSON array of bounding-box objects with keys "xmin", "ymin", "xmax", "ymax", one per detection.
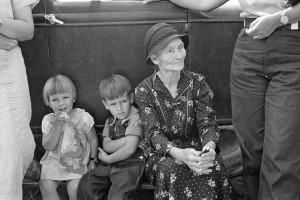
[{"xmin": 23, "ymin": 125, "xmax": 245, "ymax": 199}]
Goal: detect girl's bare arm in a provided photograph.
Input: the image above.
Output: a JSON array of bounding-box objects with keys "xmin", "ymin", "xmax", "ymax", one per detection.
[{"xmin": 42, "ymin": 120, "xmax": 64, "ymax": 151}]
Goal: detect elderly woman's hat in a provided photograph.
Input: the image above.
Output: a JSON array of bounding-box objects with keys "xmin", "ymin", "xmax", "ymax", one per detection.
[{"xmin": 144, "ymin": 23, "xmax": 189, "ymax": 65}]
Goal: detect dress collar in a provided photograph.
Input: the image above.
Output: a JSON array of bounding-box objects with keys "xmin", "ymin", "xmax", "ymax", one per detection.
[{"xmin": 151, "ymin": 70, "xmax": 193, "ymax": 100}]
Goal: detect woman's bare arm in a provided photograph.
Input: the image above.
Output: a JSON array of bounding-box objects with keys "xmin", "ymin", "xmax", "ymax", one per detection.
[
  {"xmin": 169, "ymin": 0, "xmax": 229, "ymax": 11},
  {"xmin": 0, "ymin": 6, "xmax": 34, "ymax": 41},
  {"xmin": 143, "ymin": 0, "xmax": 229, "ymax": 12}
]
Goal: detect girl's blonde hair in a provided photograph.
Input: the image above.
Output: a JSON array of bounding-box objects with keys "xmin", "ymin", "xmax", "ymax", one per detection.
[
  {"xmin": 99, "ymin": 74, "xmax": 131, "ymax": 101},
  {"xmin": 43, "ymin": 75, "xmax": 77, "ymax": 106}
]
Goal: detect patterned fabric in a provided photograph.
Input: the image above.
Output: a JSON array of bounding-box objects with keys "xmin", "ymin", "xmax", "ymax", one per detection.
[
  {"xmin": 102, "ymin": 106, "xmax": 147, "ymax": 153},
  {"xmin": 0, "ymin": 0, "xmax": 39, "ymax": 199},
  {"xmin": 59, "ymin": 109, "xmax": 87, "ymax": 175},
  {"xmin": 135, "ymin": 70, "xmax": 232, "ymax": 199},
  {"xmin": 40, "ymin": 108, "xmax": 94, "ymax": 180}
]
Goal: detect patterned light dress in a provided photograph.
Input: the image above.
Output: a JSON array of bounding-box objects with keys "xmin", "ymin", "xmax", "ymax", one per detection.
[
  {"xmin": 0, "ymin": 0, "xmax": 39, "ymax": 199},
  {"xmin": 40, "ymin": 108, "xmax": 94, "ymax": 180},
  {"xmin": 135, "ymin": 70, "xmax": 233, "ymax": 200}
]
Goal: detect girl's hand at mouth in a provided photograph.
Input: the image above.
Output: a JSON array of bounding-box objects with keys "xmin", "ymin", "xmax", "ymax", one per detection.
[{"xmin": 54, "ymin": 111, "xmax": 70, "ymax": 122}]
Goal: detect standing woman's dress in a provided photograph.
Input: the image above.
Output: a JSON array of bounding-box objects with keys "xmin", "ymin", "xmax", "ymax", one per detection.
[
  {"xmin": 0, "ymin": 0, "xmax": 39, "ymax": 199},
  {"xmin": 135, "ymin": 70, "xmax": 232, "ymax": 200}
]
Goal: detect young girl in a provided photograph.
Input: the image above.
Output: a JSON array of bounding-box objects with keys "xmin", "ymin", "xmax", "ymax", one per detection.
[{"xmin": 39, "ymin": 75, "xmax": 99, "ymax": 200}]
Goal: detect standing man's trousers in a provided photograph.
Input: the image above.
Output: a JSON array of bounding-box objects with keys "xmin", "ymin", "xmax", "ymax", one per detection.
[{"xmin": 231, "ymin": 27, "xmax": 300, "ymax": 200}]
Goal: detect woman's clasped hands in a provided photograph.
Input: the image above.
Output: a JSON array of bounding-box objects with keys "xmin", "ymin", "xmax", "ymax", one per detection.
[{"xmin": 172, "ymin": 146, "xmax": 216, "ymax": 175}]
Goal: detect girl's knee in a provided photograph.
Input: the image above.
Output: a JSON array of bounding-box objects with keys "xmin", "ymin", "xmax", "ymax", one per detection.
[
  {"xmin": 67, "ymin": 179, "xmax": 80, "ymax": 200},
  {"xmin": 68, "ymin": 190, "xmax": 78, "ymax": 200},
  {"xmin": 39, "ymin": 179, "xmax": 60, "ymax": 199},
  {"xmin": 40, "ymin": 179, "xmax": 58, "ymax": 192}
]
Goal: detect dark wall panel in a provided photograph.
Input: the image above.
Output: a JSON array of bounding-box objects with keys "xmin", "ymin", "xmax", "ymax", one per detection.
[
  {"xmin": 188, "ymin": 21, "xmax": 243, "ymax": 123},
  {"xmin": 20, "ymin": 2, "xmax": 50, "ymax": 130},
  {"xmin": 44, "ymin": 1, "xmax": 188, "ymax": 128}
]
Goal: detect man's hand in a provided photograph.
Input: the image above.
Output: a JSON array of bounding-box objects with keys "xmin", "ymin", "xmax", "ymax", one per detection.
[
  {"xmin": 245, "ymin": 13, "xmax": 280, "ymax": 40},
  {"xmin": 0, "ymin": 34, "xmax": 18, "ymax": 51}
]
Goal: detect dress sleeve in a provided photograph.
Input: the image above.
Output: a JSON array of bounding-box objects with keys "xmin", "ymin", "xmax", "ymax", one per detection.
[
  {"xmin": 194, "ymin": 74, "xmax": 220, "ymax": 146},
  {"xmin": 81, "ymin": 112, "xmax": 95, "ymax": 134},
  {"xmin": 125, "ymin": 113, "xmax": 143, "ymax": 138},
  {"xmin": 11, "ymin": 0, "xmax": 39, "ymax": 11},
  {"xmin": 135, "ymin": 82, "xmax": 178, "ymax": 156},
  {"xmin": 41, "ymin": 114, "xmax": 53, "ymax": 135}
]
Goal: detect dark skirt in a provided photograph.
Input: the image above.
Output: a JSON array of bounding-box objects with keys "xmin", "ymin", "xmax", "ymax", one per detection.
[{"xmin": 146, "ymin": 153, "xmax": 233, "ymax": 200}]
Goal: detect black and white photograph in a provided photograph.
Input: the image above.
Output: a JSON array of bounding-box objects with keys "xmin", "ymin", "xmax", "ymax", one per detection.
[{"xmin": 1, "ymin": 0, "xmax": 299, "ymax": 199}]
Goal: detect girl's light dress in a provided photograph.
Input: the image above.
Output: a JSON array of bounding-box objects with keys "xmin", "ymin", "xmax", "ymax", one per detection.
[
  {"xmin": 40, "ymin": 108, "xmax": 94, "ymax": 180},
  {"xmin": 0, "ymin": 0, "xmax": 39, "ymax": 199}
]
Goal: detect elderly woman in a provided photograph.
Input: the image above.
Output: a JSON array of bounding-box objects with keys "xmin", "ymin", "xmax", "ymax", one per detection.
[
  {"xmin": 143, "ymin": 1, "xmax": 300, "ymax": 199},
  {"xmin": 135, "ymin": 23, "xmax": 233, "ymax": 200}
]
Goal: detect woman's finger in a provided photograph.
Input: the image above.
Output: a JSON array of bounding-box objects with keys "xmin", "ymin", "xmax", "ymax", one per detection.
[
  {"xmin": 190, "ymin": 165, "xmax": 213, "ymax": 175},
  {"xmin": 10, "ymin": 40, "xmax": 18, "ymax": 48},
  {"xmin": 11, "ymin": 39, "xmax": 18, "ymax": 45},
  {"xmin": 200, "ymin": 148, "xmax": 215, "ymax": 161}
]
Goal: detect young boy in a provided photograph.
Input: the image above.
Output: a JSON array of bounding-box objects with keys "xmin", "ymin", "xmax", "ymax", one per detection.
[{"xmin": 77, "ymin": 74, "xmax": 146, "ymax": 200}]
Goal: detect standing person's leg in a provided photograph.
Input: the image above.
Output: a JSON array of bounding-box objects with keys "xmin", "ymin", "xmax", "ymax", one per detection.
[
  {"xmin": 260, "ymin": 30, "xmax": 300, "ymax": 200},
  {"xmin": 231, "ymin": 29, "xmax": 268, "ymax": 200},
  {"xmin": 0, "ymin": 75, "xmax": 35, "ymax": 200},
  {"xmin": 77, "ymin": 165, "xmax": 111, "ymax": 200}
]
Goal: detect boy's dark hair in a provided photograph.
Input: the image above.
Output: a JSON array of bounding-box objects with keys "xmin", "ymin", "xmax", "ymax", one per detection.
[{"xmin": 99, "ymin": 74, "xmax": 131, "ymax": 100}]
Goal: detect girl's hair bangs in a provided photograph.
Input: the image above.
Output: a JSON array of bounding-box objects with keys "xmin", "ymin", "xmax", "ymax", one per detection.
[{"xmin": 43, "ymin": 75, "xmax": 76, "ymax": 105}]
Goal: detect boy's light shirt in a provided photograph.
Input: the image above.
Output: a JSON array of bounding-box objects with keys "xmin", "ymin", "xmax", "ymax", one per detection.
[{"xmin": 238, "ymin": 0, "xmax": 286, "ymax": 18}]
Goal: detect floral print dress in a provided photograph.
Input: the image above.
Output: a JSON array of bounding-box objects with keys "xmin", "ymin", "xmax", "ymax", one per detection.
[{"xmin": 135, "ymin": 70, "xmax": 232, "ymax": 200}]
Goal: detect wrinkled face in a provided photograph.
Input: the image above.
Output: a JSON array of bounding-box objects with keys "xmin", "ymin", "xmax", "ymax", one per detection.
[
  {"xmin": 151, "ymin": 37, "xmax": 186, "ymax": 73},
  {"xmin": 49, "ymin": 92, "xmax": 74, "ymax": 115},
  {"xmin": 102, "ymin": 92, "xmax": 133, "ymax": 120}
]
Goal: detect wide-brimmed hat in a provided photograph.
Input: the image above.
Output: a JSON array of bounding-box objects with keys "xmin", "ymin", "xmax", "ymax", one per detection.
[{"xmin": 144, "ymin": 23, "xmax": 189, "ymax": 65}]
